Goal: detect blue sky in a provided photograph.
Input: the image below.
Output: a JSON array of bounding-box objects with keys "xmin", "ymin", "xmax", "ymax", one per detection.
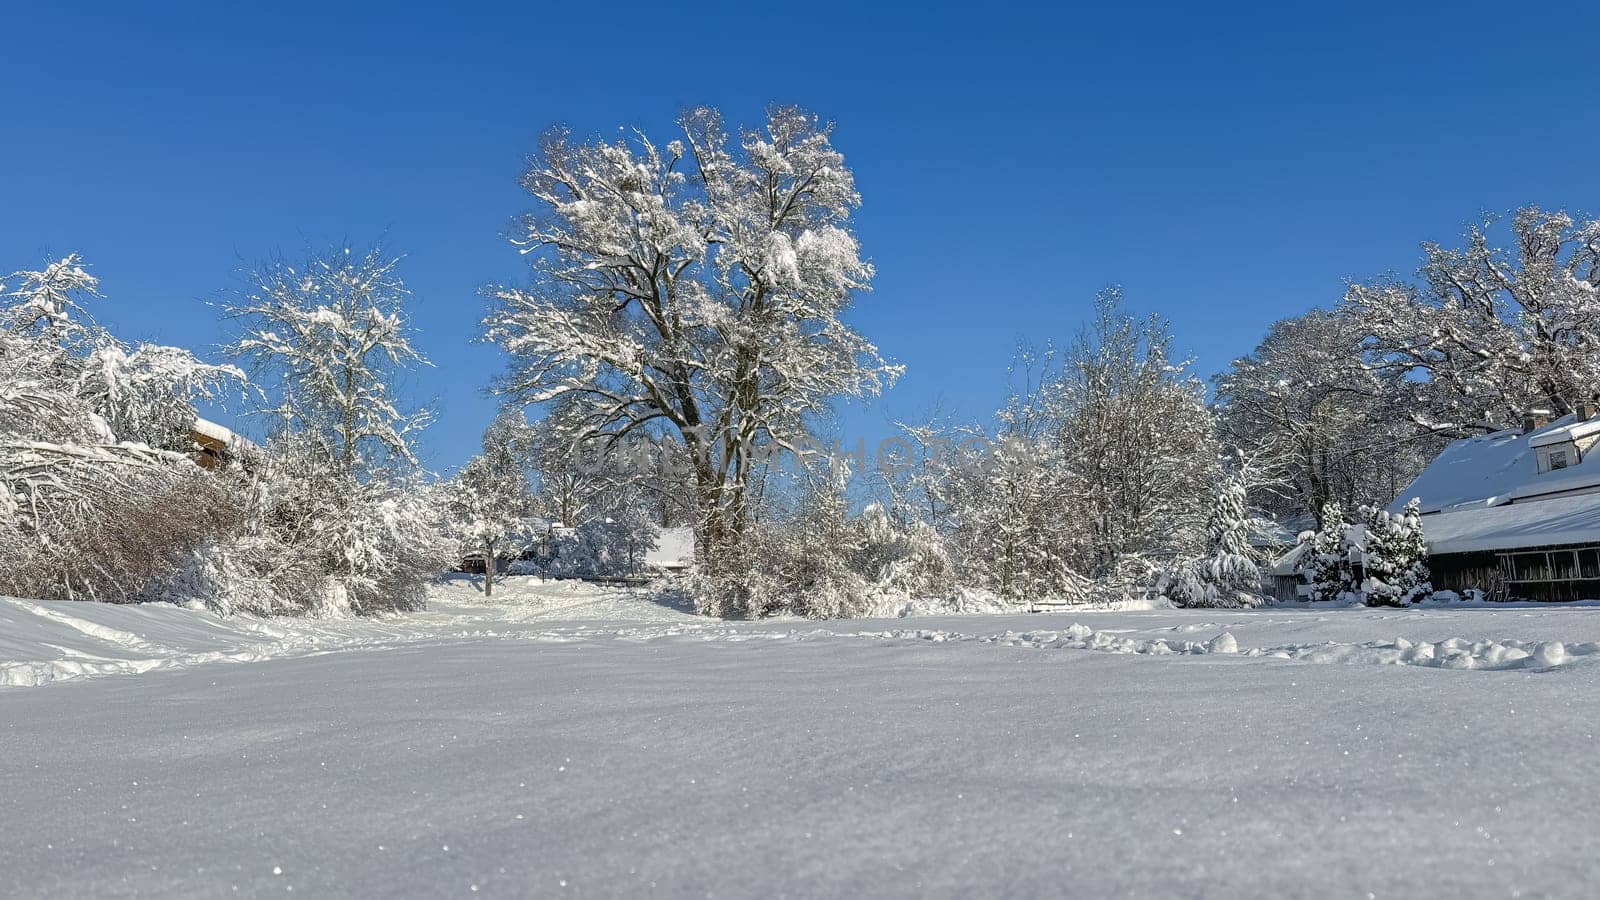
[{"xmin": 3, "ymin": 1, "xmax": 1595, "ymax": 473}]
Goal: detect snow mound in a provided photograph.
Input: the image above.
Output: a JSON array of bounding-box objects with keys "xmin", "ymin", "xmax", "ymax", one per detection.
[{"xmin": 840, "ymin": 623, "xmax": 1599, "ymax": 672}]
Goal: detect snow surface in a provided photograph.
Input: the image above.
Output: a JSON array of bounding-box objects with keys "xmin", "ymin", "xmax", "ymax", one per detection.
[{"xmin": 6, "ymin": 578, "xmax": 1600, "ymax": 896}]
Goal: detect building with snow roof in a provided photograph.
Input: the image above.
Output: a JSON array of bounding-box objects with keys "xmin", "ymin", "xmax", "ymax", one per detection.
[
  {"xmin": 1395, "ymin": 405, "xmax": 1600, "ymax": 600},
  {"xmin": 188, "ymin": 416, "xmax": 255, "ymax": 471}
]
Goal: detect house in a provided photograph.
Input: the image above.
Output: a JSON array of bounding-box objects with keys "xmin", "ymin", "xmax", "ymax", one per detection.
[
  {"xmin": 1395, "ymin": 405, "xmax": 1600, "ymax": 601},
  {"xmin": 188, "ymin": 417, "xmax": 254, "ymax": 471}
]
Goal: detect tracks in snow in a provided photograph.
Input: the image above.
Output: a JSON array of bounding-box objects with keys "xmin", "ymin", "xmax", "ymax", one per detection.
[{"xmin": 3, "ymin": 595, "xmax": 1596, "ymax": 691}]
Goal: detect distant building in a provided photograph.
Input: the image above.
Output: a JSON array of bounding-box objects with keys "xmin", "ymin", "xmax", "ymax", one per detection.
[
  {"xmin": 1263, "ymin": 524, "xmax": 1366, "ymax": 602},
  {"xmin": 1397, "ymin": 405, "xmax": 1600, "ymax": 601},
  {"xmin": 188, "ymin": 417, "xmax": 253, "ymax": 471}
]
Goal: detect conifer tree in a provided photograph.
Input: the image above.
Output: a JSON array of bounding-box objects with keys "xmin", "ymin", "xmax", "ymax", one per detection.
[{"xmin": 1302, "ymin": 501, "xmax": 1354, "ymax": 602}]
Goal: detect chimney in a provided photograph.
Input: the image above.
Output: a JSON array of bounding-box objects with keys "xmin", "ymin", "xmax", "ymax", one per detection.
[
  {"xmin": 1524, "ymin": 409, "xmax": 1552, "ymax": 434},
  {"xmin": 1580, "ymin": 401, "xmax": 1598, "ymax": 422}
]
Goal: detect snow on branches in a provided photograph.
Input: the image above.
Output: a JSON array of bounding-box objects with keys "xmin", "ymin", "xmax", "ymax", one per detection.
[
  {"xmin": 1344, "ymin": 206, "xmax": 1600, "ymax": 433},
  {"xmin": 1, "ymin": 256, "xmax": 245, "ymax": 602},
  {"xmin": 230, "ymin": 244, "xmax": 431, "ymax": 475},
  {"xmin": 487, "ymin": 106, "xmax": 900, "ymax": 570}
]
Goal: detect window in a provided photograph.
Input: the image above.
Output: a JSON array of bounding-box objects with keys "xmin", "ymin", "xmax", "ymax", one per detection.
[
  {"xmin": 1549, "ymin": 448, "xmax": 1570, "ymax": 470},
  {"xmin": 1509, "ymin": 552, "xmax": 1550, "ymax": 582},
  {"xmin": 1501, "ymin": 548, "xmax": 1600, "ymax": 582}
]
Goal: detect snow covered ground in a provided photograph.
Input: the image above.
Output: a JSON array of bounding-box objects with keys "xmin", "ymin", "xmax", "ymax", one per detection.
[{"xmin": 5, "ymin": 577, "xmax": 1600, "ymax": 897}]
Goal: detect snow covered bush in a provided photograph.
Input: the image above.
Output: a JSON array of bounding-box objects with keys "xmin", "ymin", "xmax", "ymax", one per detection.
[
  {"xmin": 854, "ymin": 502, "xmax": 956, "ymax": 599},
  {"xmin": 696, "ymin": 468, "xmax": 962, "ymax": 619},
  {"xmin": 695, "ymin": 466, "xmax": 872, "ymax": 618},
  {"xmin": 0, "ymin": 444, "xmax": 243, "ymax": 603},
  {"xmin": 0, "ymin": 255, "xmax": 247, "ymax": 603},
  {"xmin": 542, "ymin": 507, "xmax": 660, "ymax": 580},
  {"xmin": 936, "ymin": 435, "xmax": 1078, "ymax": 603},
  {"xmin": 1300, "ymin": 502, "xmax": 1357, "ymax": 602},
  {"xmin": 1359, "ymin": 498, "xmax": 1433, "ymax": 607}
]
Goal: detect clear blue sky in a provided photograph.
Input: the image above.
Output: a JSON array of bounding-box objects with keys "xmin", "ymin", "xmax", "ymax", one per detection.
[{"xmin": 4, "ymin": 1, "xmax": 1595, "ymax": 473}]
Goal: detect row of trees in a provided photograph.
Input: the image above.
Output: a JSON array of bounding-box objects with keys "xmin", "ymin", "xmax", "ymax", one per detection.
[
  {"xmin": 8, "ymin": 102, "xmax": 1580, "ymax": 618},
  {"xmin": 479, "ymin": 106, "xmax": 1263, "ymax": 615},
  {"xmin": 485, "ymin": 106, "xmax": 1592, "ymax": 615}
]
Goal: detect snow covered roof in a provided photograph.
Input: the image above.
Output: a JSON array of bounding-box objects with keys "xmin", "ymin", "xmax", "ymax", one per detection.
[
  {"xmin": 1529, "ymin": 418, "xmax": 1600, "ymax": 448},
  {"xmin": 1265, "ymin": 524, "xmax": 1366, "ymax": 576},
  {"xmin": 1266, "ymin": 542, "xmax": 1308, "ymax": 577},
  {"xmin": 1420, "ymin": 491, "xmax": 1600, "ymax": 555},
  {"xmin": 191, "ymin": 416, "xmax": 237, "ymax": 445},
  {"xmin": 1393, "ymin": 414, "xmax": 1600, "ymax": 515}
]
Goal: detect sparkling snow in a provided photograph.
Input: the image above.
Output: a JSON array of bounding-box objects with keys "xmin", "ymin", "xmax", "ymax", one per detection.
[{"xmin": 4, "ymin": 578, "xmax": 1600, "ymax": 896}]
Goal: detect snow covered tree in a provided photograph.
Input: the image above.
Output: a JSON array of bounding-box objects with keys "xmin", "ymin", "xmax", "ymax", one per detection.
[
  {"xmin": 1039, "ymin": 290, "xmax": 1220, "ymax": 586},
  {"xmin": 1344, "ymin": 206, "xmax": 1600, "ymax": 434},
  {"xmin": 0, "ymin": 255, "xmax": 246, "ymax": 603},
  {"xmin": 1359, "ymin": 498, "xmax": 1433, "ymax": 607},
  {"xmin": 1300, "ymin": 502, "xmax": 1356, "ymax": 603},
  {"xmin": 450, "ymin": 412, "xmax": 535, "ymax": 597},
  {"xmin": 486, "ymin": 106, "xmax": 900, "ymax": 575},
  {"xmin": 1214, "ymin": 308, "xmax": 1440, "ymax": 526},
  {"xmin": 230, "ymin": 244, "xmax": 431, "ymax": 476},
  {"xmin": 1158, "ymin": 462, "xmax": 1266, "ymax": 608},
  {"xmin": 228, "ymin": 243, "xmax": 446, "ymax": 614},
  {"xmin": 938, "ymin": 435, "xmax": 1076, "ymax": 602}
]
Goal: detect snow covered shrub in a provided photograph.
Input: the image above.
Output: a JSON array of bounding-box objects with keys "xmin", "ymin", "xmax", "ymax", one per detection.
[
  {"xmin": 695, "ymin": 523, "xmax": 875, "ymax": 619},
  {"xmin": 0, "ymin": 445, "xmax": 242, "ymax": 602},
  {"xmin": 237, "ymin": 438, "xmax": 453, "ymax": 615},
  {"xmin": 541, "ymin": 511, "xmax": 659, "ymax": 580},
  {"xmin": 696, "ymin": 471, "xmax": 964, "ymax": 619},
  {"xmin": 935, "ymin": 436, "xmax": 1079, "ymax": 604},
  {"xmin": 693, "ymin": 465, "xmax": 876, "ymax": 619},
  {"xmin": 1359, "ymin": 499, "xmax": 1432, "ymax": 607},
  {"xmin": 1156, "ymin": 466, "xmax": 1265, "ymax": 608},
  {"xmin": 854, "ymin": 502, "xmax": 955, "ymax": 598},
  {"xmin": 0, "ymin": 255, "xmax": 248, "ymax": 604},
  {"xmin": 1300, "ymin": 502, "xmax": 1357, "ymax": 602}
]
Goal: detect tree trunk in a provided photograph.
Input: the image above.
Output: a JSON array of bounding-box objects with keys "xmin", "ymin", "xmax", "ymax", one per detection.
[{"xmin": 484, "ymin": 537, "xmax": 496, "ymax": 598}]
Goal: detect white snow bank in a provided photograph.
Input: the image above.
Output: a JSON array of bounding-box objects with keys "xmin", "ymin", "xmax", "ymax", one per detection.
[
  {"xmin": 0, "ymin": 576, "xmax": 698, "ymax": 688},
  {"xmin": 8, "ymin": 582, "xmax": 1600, "ymax": 691}
]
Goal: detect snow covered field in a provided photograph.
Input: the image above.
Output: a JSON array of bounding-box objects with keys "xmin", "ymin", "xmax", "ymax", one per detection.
[{"xmin": 6, "ymin": 578, "xmax": 1600, "ymax": 897}]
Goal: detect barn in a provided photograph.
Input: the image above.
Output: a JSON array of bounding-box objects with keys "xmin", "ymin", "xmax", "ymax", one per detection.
[{"xmin": 1396, "ymin": 407, "xmax": 1600, "ymax": 601}]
